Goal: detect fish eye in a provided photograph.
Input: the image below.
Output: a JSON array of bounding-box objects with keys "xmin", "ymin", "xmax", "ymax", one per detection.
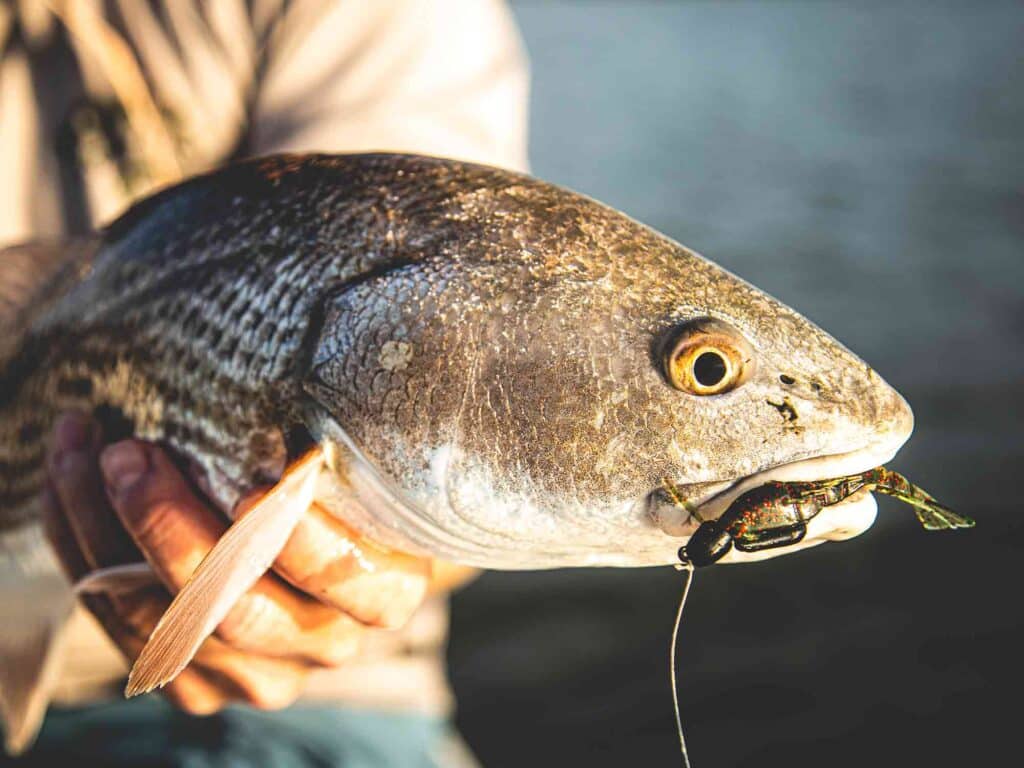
[
  {"xmin": 663, "ymin": 319, "xmax": 753, "ymax": 396},
  {"xmin": 693, "ymin": 350, "xmax": 727, "ymax": 387}
]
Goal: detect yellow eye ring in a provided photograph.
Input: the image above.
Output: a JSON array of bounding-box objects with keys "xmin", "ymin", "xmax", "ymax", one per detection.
[{"xmin": 663, "ymin": 321, "xmax": 752, "ymax": 396}]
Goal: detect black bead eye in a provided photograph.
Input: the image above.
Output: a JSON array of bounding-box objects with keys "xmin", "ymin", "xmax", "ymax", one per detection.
[{"xmin": 663, "ymin": 319, "xmax": 754, "ymax": 396}]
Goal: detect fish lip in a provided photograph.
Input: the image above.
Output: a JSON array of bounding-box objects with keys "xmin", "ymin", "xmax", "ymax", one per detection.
[{"xmin": 653, "ymin": 436, "xmax": 909, "ymax": 537}]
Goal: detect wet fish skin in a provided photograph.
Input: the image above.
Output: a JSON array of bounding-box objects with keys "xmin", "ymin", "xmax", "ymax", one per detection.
[{"xmin": 1, "ymin": 153, "xmax": 912, "ymax": 568}]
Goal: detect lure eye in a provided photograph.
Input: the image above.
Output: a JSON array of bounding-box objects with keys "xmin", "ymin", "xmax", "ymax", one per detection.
[{"xmin": 663, "ymin": 319, "xmax": 753, "ymax": 396}]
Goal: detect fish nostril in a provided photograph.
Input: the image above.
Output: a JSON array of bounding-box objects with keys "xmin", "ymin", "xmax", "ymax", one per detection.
[{"xmin": 779, "ymin": 374, "xmax": 796, "ymax": 386}]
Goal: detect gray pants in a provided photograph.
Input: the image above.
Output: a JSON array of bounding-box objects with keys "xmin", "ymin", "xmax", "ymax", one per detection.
[{"xmin": 2, "ymin": 698, "xmax": 475, "ymax": 768}]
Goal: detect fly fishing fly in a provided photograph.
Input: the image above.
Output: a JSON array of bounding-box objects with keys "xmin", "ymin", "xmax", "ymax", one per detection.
[
  {"xmin": 667, "ymin": 467, "xmax": 973, "ymax": 765},
  {"xmin": 678, "ymin": 467, "xmax": 974, "ymax": 567}
]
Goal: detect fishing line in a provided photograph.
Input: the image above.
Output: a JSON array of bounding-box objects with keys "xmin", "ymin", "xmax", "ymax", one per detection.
[{"xmin": 670, "ymin": 560, "xmax": 695, "ymax": 768}]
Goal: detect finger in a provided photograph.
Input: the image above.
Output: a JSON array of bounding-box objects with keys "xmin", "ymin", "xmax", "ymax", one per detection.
[
  {"xmin": 101, "ymin": 442, "xmax": 363, "ymax": 666},
  {"xmin": 112, "ymin": 586, "xmax": 309, "ymax": 710},
  {"xmin": 46, "ymin": 412, "xmax": 138, "ymax": 570},
  {"xmin": 62, "ymin": 581, "xmax": 223, "ymax": 714},
  {"xmin": 192, "ymin": 639, "xmax": 310, "ymax": 710},
  {"xmin": 41, "ymin": 420, "xmax": 239, "ymax": 714},
  {"xmin": 40, "ymin": 484, "xmax": 89, "ymax": 583},
  {"xmin": 262, "ymin": 498, "xmax": 431, "ymax": 629},
  {"xmin": 160, "ymin": 668, "xmax": 231, "ymax": 716},
  {"xmin": 107, "ymin": 608, "xmax": 228, "ymax": 716},
  {"xmin": 428, "ymin": 561, "xmax": 479, "ymax": 596}
]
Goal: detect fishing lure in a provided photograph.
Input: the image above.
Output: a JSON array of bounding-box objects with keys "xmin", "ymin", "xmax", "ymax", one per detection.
[
  {"xmin": 678, "ymin": 466, "xmax": 974, "ymax": 568},
  {"xmin": 668, "ymin": 467, "xmax": 974, "ymax": 766}
]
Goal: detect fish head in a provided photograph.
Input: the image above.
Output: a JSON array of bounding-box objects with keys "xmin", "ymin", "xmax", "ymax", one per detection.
[{"xmin": 303, "ymin": 164, "xmax": 913, "ymax": 568}]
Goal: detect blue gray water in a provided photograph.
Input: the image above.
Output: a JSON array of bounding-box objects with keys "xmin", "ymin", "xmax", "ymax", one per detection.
[{"xmin": 448, "ymin": 2, "xmax": 1023, "ymax": 766}]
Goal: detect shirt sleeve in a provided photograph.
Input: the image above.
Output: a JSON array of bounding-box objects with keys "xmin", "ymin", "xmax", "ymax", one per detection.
[{"xmin": 249, "ymin": 0, "xmax": 529, "ymax": 173}]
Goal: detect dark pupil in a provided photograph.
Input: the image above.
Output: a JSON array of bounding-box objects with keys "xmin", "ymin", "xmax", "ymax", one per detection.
[{"xmin": 693, "ymin": 351, "xmax": 727, "ymax": 387}]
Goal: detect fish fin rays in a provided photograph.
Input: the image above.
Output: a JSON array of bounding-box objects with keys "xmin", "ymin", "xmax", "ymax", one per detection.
[
  {"xmin": 125, "ymin": 449, "xmax": 323, "ymax": 696},
  {"xmin": 72, "ymin": 561, "xmax": 158, "ymax": 597},
  {"xmin": 0, "ymin": 524, "xmax": 75, "ymax": 755}
]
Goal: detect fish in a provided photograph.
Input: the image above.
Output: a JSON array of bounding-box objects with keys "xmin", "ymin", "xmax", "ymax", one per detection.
[{"xmin": 0, "ymin": 152, "xmax": 915, "ymax": 751}]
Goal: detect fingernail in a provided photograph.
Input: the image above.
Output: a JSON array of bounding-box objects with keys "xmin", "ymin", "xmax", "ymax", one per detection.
[
  {"xmin": 100, "ymin": 442, "xmax": 149, "ymax": 494},
  {"xmin": 55, "ymin": 412, "xmax": 91, "ymax": 453}
]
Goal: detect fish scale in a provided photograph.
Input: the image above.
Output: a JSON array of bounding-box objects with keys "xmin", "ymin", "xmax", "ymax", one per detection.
[{"xmin": 0, "ymin": 158, "xmax": 402, "ymax": 520}]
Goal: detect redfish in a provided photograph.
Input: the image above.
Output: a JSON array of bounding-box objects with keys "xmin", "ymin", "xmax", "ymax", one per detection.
[{"xmin": 0, "ymin": 154, "xmax": 917, "ymax": 751}]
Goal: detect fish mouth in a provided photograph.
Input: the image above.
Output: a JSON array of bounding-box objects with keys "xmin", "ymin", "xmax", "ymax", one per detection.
[{"xmin": 651, "ymin": 437, "xmax": 908, "ymax": 547}]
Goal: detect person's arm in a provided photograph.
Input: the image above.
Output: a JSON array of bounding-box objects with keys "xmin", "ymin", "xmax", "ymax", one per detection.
[{"xmin": 249, "ymin": 0, "xmax": 529, "ymax": 172}]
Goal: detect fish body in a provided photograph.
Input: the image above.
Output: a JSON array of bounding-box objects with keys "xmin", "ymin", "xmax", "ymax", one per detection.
[
  {"xmin": 1, "ymin": 152, "xmax": 914, "ymax": 569},
  {"xmin": 0, "ymin": 152, "xmax": 919, "ymax": 750}
]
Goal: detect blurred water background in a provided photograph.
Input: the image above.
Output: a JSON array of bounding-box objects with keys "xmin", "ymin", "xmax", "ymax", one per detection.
[{"xmin": 448, "ymin": 2, "xmax": 1023, "ymax": 766}]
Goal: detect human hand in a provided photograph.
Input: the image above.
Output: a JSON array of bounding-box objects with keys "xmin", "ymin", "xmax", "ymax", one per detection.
[{"xmin": 42, "ymin": 412, "xmax": 433, "ymax": 713}]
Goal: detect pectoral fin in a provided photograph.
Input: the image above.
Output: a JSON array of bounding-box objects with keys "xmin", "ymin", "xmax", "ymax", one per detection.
[
  {"xmin": 0, "ymin": 524, "xmax": 75, "ymax": 754},
  {"xmin": 73, "ymin": 561, "xmax": 157, "ymax": 596},
  {"xmin": 125, "ymin": 449, "xmax": 324, "ymax": 696}
]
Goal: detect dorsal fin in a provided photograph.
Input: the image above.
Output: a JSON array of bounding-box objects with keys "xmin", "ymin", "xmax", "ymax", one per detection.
[{"xmin": 0, "ymin": 239, "xmax": 97, "ymax": 366}]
